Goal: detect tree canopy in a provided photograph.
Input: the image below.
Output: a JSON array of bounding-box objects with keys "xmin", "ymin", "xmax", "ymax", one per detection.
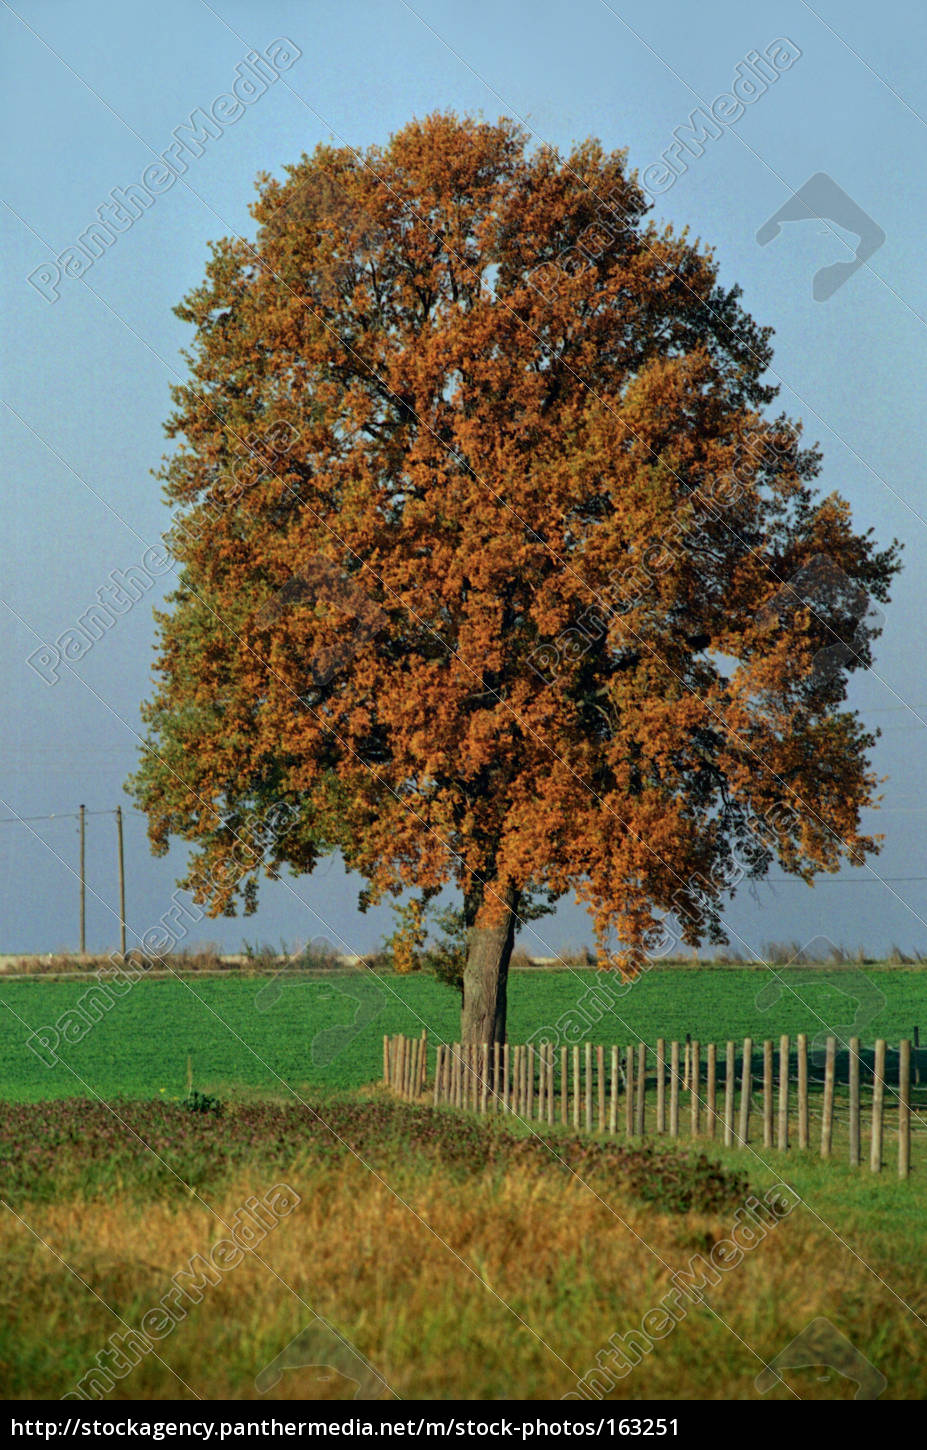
[{"xmin": 130, "ymin": 112, "xmax": 900, "ymax": 1041}]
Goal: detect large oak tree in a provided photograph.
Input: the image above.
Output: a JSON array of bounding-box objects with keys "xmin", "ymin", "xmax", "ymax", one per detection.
[{"xmin": 130, "ymin": 114, "xmax": 899, "ymax": 1043}]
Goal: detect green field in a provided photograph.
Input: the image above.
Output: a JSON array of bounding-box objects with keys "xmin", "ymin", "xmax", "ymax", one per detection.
[
  {"xmin": 1, "ymin": 964, "xmax": 925, "ymax": 1103},
  {"xmin": 3, "ymin": 966, "xmax": 927, "ymax": 1400}
]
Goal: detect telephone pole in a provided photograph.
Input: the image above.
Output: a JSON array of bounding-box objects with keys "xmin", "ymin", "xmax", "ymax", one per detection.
[
  {"xmin": 79, "ymin": 803, "xmax": 86, "ymax": 954},
  {"xmin": 115, "ymin": 805, "xmax": 126, "ymax": 957}
]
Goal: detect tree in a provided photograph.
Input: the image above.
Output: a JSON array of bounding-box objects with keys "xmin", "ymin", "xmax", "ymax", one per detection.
[{"xmin": 130, "ymin": 113, "xmax": 900, "ymax": 1044}]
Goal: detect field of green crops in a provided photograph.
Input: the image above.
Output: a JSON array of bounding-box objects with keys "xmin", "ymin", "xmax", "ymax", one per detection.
[{"xmin": 1, "ymin": 964, "xmax": 925, "ymax": 1103}]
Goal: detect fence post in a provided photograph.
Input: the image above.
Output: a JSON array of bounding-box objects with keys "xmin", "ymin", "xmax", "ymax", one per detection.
[
  {"xmin": 433, "ymin": 1044, "xmax": 443, "ymax": 1106},
  {"xmin": 583, "ymin": 1041, "xmax": 592, "ymax": 1132},
  {"xmin": 625, "ymin": 1044, "xmax": 635, "ymax": 1136},
  {"xmin": 797, "ymin": 1033, "xmax": 809, "ymax": 1150},
  {"xmin": 690, "ymin": 1040, "xmax": 701, "ymax": 1139},
  {"xmin": 561, "ymin": 1046, "xmax": 568, "ymax": 1125},
  {"xmin": 870, "ymin": 1038, "xmax": 886, "ymax": 1173},
  {"xmin": 383, "ymin": 1034, "xmax": 390, "ymax": 1087},
  {"xmin": 848, "ymin": 1036, "xmax": 860, "ymax": 1167},
  {"xmin": 597, "ymin": 1045, "xmax": 606, "ymax": 1132},
  {"xmin": 669, "ymin": 1041, "xmax": 680, "ymax": 1138},
  {"xmin": 899, "ymin": 1039, "xmax": 911, "ymax": 1180},
  {"xmin": 683, "ymin": 1033, "xmax": 691, "ymax": 1093},
  {"xmin": 763, "ymin": 1040, "xmax": 774, "ymax": 1148},
  {"xmin": 821, "ymin": 1037, "xmax": 835, "ymax": 1158},
  {"xmin": 536, "ymin": 1044, "xmax": 545, "ymax": 1122},
  {"xmin": 724, "ymin": 1040, "xmax": 735, "ymax": 1146},
  {"xmin": 502, "ymin": 1042, "xmax": 510, "ymax": 1113},
  {"xmin": 778, "ymin": 1035, "xmax": 789, "ymax": 1152},
  {"xmin": 706, "ymin": 1042, "xmax": 717, "ymax": 1140},
  {"xmin": 656, "ymin": 1038, "xmax": 666, "ymax": 1135},
  {"xmin": 610, "ymin": 1044, "xmax": 619, "ymax": 1134},
  {"xmin": 635, "ymin": 1042, "xmax": 646, "ymax": 1138},
  {"xmin": 481, "ymin": 1042, "xmax": 489, "ymax": 1114},
  {"xmin": 573, "ymin": 1044, "xmax": 581, "ymax": 1129},
  {"xmin": 738, "ymin": 1038, "xmax": 752, "ymax": 1146}
]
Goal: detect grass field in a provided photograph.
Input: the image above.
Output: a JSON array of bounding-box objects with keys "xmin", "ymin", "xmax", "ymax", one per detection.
[
  {"xmin": 3, "ymin": 965, "xmax": 926, "ymax": 1401},
  {"xmin": 2, "ymin": 1094, "xmax": 925, "ymax": 1401},
  {"xmin": 1, "ymin": 964, "xmax": 925, "ymax": 1103}
]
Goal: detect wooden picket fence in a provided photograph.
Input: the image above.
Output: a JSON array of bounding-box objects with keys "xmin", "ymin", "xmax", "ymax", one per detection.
[{"xmin": 383, "ymin": 1031, "xmax": 917, "ymax": 1179}]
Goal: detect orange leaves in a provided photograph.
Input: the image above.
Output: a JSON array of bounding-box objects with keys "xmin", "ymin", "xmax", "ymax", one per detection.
[{"xmin": 130, "ymin": 113, "xmax": 900, "ymax": 968}]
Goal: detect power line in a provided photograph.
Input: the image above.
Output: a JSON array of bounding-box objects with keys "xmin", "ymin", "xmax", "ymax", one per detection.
[
  {"xmin": 0, "ymin": 812, "xmax": 78, "ymax": 825},
  {"xmin": 0, "ymin": 808, "xmax": 119, "ymax": 825},
  {"xmin": 763, "ymin": 876, "xmax": 927, "ymax": 884}
]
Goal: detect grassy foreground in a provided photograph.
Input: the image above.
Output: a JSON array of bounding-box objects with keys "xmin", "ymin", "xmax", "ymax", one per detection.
[{"xmin": 1, "ymin": 1094, "xmax": 924, "ymax": 1401}]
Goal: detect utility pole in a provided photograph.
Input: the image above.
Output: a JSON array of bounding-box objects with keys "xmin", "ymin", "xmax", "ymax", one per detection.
[
  {"xmin": 115, "ymin": 805, "xmax": 126, "ymax": 958},
  {"xmin": 79, "ymin": 803, "xmax": 86, "ymax": 954}
]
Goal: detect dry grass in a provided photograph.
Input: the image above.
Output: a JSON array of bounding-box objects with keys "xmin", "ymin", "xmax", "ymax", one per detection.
[{"xmin": 2, "ymin": 1150, "xmax": 923, "ymax": 1401}]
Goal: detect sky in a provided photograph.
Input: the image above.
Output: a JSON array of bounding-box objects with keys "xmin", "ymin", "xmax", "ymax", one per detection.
[{"xmin": 1, "ymin": 0, "xmax": 926, "ymax": 962}]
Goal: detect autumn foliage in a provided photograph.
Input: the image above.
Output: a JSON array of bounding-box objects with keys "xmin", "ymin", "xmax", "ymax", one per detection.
[{"xmin": 130, "ymin": 113, "xmax": 899, "ymax": 1041}]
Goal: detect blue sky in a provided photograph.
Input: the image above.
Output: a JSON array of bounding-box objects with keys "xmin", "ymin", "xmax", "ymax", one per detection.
[{"xmin": 2, "ymin": 0, "xmax": 925, "ymax": 960}]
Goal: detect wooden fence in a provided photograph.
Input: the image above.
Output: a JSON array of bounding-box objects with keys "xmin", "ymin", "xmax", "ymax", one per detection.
[{"xmin": 383, "ymin": 1031, "xmax": 916, "ymax": 1179}]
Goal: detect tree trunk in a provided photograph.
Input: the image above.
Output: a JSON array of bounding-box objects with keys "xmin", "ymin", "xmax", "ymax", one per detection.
[{"xmin": 460, "ymin": 884, "xmax": 519, "ymax": 1044}]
